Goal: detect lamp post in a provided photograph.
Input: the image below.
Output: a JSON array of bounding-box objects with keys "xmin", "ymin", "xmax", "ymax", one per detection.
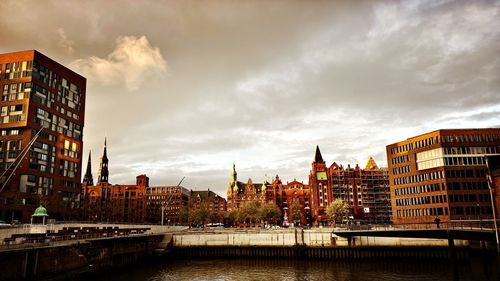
[
  {"xmin": 476, "ymin": 202, "xmax": 481, "ymax": 229},
  {"xmin": 283, "ymin": 206, "xmax": 289, "ymax": 227}
]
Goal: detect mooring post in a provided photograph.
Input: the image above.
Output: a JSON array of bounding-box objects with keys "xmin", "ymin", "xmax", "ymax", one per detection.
[{"xmin": 447, "ymin": 229, "xmax": 459, "ymax": 280}]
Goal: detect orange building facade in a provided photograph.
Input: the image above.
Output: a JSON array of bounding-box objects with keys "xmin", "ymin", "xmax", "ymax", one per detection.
[
  {"xmin": 82, "ymin": 141, "xmax": 147, "ymax": 223},
  {"xmin": 387, "ymin": 129, "xmax": 500, "ymax": 225},
  {"xmin": 0, "ymin": 50, "xmax": 86, "ymax": 222},
  {"xmin": 282, "ymin": 180, "xmax": 311, "ymax": 225},
  {"xmin": 83, "ymin": 178, "xmax": 147, "ymax": 223}
]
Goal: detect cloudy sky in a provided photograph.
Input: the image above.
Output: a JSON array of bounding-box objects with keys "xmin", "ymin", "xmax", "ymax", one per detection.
[{"xmin": 1, "ymin": 0, "xmax": 499, "ymax": 197}]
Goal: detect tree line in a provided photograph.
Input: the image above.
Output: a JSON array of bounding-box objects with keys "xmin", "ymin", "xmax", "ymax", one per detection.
[{"xmin": 177, "ymin": 198, "xmax": 351, "ymax": 227}]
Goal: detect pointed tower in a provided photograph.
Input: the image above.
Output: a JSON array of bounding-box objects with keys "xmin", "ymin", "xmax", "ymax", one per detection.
[
  {"xmin": 227, "ymin": 162, "xmax": 237, "ymax": 196},
  {"xmin": 314, "ymin": 145, "xmax": 324, "ymax": 162},
  {"xmin": 227, "ymin": 162, "xmax": 238, "ymax": 210},
  {"xmin": 230, "ymin": 162, "xmax": 237, "ymax": 184},
  {"xmin": 308, "ymin": 145, "xmax": 331, "ymax": 224},
  {"xmin": 83, "ymin": 151, "xmax": 94, "ymax": 186},
  {"xmin": 97, "ymin": 138, "xmax": 109, "ymax": 183}
]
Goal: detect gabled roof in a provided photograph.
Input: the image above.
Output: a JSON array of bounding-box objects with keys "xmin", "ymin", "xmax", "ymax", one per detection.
[
  {"xmin": 191, "ymin": 190, "xmax": 223, "ymax": 200},
  {"xmin": 365, "ymin": 156, "xmax": 379, "ymax": 171}
]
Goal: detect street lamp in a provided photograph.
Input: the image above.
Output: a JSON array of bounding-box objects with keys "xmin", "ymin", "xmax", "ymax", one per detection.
[
  {"xmin": 476, "ymin": 201, "xmax": 481, "ymax": 229},
  {"xmin": 283, "ymin": 206, "xmax": 289, "ymax": 226}
]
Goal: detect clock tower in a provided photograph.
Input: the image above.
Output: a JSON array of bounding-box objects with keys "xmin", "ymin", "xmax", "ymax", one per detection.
[{"xmin": 309, "ymin": 145, "xmax": 332, "ymax": 224}]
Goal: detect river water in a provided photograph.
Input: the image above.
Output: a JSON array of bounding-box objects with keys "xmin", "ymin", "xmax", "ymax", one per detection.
[{"xmin": 87, "ymin": 257, "xmax": 498, "ymax": 281}]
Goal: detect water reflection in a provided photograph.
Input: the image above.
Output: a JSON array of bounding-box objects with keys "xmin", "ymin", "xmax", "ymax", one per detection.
[{"xmin": 88, "ymin": 256, "xmax": 498, "ymax": 281}]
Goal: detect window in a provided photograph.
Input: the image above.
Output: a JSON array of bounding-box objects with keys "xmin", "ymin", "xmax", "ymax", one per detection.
[{"xmin": 4, "ymin": 61, "xmax": 33, "ymax": 79}]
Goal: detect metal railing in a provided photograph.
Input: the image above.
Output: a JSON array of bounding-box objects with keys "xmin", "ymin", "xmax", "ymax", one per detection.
[
  {"xmin": 0, "ymin": 227, "xmax": 153, "ymax": 250},
  {"xmin": 335, "ymin": 220, "xmax": 498, "ymax": 231}
]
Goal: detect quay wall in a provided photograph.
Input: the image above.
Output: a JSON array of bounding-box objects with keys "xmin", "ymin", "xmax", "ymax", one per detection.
[
  {"xmin": 171, "ymin": 228, "xmax": 477, "ymax": 260},
  {"xmin": 173, "ymin": 228, "xmax": 466, "ymax": 248},
  {"xmin": 172, "ymin": 245, "xmax": 468, "ymax": 260},
  {"xmin": 0, "ymin": 234, "xmax": 164, "ymax": 281}
]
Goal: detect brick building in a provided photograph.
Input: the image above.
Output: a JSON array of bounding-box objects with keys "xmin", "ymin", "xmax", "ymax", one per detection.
[
  {"xmin": 329, "ymin": 157, "xmax": 391, "ymax": 224},
  {"xmin": 190, "ymin": 190, "xmax": 227, "ymax": 213},
  {"xmin": 0, "ymin": 50, "xmax": 86, "ymax": 222},
  {"xmin": 282, "ymin": 180, "xmax": 311, "ymax": 225},
  {"xmin": 226, "ymin": 162, "xmax": 313, "ymax": 225},
  {"xmin": 189, "ymin": 189, "xmax": 227, "ymax": 223},
  {"xmin": 309, "ymin": 146, "xmax": 332, "ymax": 224},
  {"xmin": 387, "ymin": 129, "xmax": 500, "ymax": 225},
  {"xmin": 486, "ymin": 155, "xmax": 500, "ymax": 223},
  {"xmin": 226, "ymin": 163, "xmax": 268, "ymax": 210},
  {"xmin": 82, "ymin": 141, "xmax": 146, "ymax": 223},
  {"xmin": 145, "ymin": 184, "xmax": 190, "ymax": 224}
]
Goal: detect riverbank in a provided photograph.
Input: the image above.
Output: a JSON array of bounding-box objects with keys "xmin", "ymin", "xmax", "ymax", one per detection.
[{"xmin": 0, "ymin": 227, "xmax": 497, "ymax": 280}]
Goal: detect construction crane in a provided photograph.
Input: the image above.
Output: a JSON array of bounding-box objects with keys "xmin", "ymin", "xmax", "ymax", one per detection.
[
  {"xmin": 0, "ymin": 127, "xmax": 44, "ymax": 193},
  {"xmin": 161, "ymin": 176, "xmax": 186, "ymax": 225}
]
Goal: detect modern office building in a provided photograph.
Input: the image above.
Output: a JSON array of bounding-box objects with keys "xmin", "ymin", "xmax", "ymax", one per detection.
[
  {"xmin": 0, "ymin": 50, "xmax": 86, "ymax": 222},
  {"xmin": 329, "ymin": 157, "xmax": 391, "ymax": 224},
  {"xmin": 387, "ymin": 129, "xmax": 500, "ymax": 225}
]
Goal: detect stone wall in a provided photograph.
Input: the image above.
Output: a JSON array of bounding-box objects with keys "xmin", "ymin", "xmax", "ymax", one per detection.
[{"xmin": 173, "ymin": 228, "xmax": 456, "ymax": 248}]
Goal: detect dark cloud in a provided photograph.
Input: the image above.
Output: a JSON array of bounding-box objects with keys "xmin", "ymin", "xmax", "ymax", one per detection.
[{"xmin": 1, "ymin": 0, "xmax": 499, "ymax": 198}]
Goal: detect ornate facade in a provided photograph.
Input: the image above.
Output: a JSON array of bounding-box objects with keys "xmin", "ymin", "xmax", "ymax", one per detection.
[
  {"xmin": 226, "ymin": 163, "xmax": 313, "ymax": 225},
  {"xmin": 227, "ymin": 146, "xmax": 391, "ymax": 226},
  {"xmin": 226, "ymin": 163, "xmax": 268, "ymax": 210}
]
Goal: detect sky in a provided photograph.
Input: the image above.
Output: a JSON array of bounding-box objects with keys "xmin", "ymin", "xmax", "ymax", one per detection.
[{"xmin": 1, "ymin": 0, "xmax": 499, "ymax": 198}]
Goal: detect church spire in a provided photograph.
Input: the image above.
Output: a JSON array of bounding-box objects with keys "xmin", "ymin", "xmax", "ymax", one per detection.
[
  {"xmin": 228, "ymin": 162, "xmax": 237, "ymax": 195},
  {"xmin": 230, "ymin": 162, "xmax": 237, "ymax": 183},
  {"xmin": 314, "ymin": 145, "xmax": 324, "ymax": 163},
  {"xmin": 83, "ymin": 151, "xmax": 94, "ymax": 185},
  {"xmin": 97, "ymin": 138, "xmax": 109, "ymax": 183}
]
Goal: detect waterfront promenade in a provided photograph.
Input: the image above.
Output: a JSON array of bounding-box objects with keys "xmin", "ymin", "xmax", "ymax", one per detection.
[
  {"xmin": 0, "ymin": 222, "xmax": 498, "ymax": 280},
  {"xmin": 1, "ymin": 222, "xmax": 496, "ymax": 249}
]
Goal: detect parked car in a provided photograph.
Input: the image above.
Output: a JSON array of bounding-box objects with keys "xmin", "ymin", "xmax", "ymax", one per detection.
[
  {"xmin": 0, "ymin": 220, "xmax": 11, "ymax": 228},
  {"xmin": 206, "ymin": 223, "xmax": 225, "ymax": 228}
]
